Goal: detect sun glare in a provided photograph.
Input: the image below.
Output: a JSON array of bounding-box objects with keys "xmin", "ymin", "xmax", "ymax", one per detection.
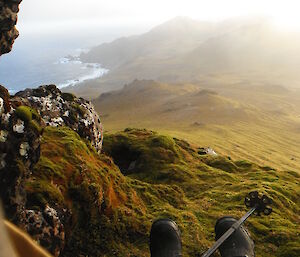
[
  {"xmin": 175, "ymin": 0, "xmax": 300, "ymax": 31},
  {"xmin": 271, "ymin": 11, "xmax": 300, "ymax": 31}
]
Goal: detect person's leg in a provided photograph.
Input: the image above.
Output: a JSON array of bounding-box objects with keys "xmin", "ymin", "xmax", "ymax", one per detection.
[
  {"xmin": 150, "ymin": 219, "xmax": 182, "ymax": 257},
  {"xmin": 215, "ymin": 216, "xmax": 255, "ymax": 257}
]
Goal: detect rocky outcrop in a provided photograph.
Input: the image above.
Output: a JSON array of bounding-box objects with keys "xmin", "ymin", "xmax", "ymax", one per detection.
[
  {"xmin": 1, "ymin": 84, "xmax": 103, "ymax": 172},
  {"xmin": 0, "ymin": 84, "xmax": 103, "ymax": 256},
  {"xmin": 0, "ymin": 0, "xmax": 22, "ymax": 56},
  {"xmin": 0, "ymin": 84, "xmax": 42, "ymax": 223},
  {"xmin": 16, "ymin": 85, "xmax": 103, "ymax": 152}
]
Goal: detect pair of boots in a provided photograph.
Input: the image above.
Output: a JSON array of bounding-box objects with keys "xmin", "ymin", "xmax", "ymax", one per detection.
[{"xmin": 150, "ymin": 217, "xmax": 255, "ymax": 257}]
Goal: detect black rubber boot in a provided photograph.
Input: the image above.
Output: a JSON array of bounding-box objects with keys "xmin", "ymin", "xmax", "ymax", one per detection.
[
  {"xmin": 150, "ymin": 219, "xmax": 182, "ymax": 257},
  {"xmin": 215, "ymin": 216, "xmax": 255, "ymax": 257}
]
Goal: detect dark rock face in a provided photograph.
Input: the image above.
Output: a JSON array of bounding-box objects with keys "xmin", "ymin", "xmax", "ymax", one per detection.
[
  {"xmin": 0, "ymin": 84, "xmax": 103, "ymax": 256},
  {"xmin": 0, "ymin": 84, "xmax": 42, "ymax": 223},
  {"xmin": 0, "ymin": 0, "xmax": 22, "ymax": 55}
]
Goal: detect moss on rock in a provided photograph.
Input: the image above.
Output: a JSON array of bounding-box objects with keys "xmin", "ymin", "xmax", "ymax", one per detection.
[{"xmin": 15, "ymin": 105, "xmax": 40, "ymax": 122}]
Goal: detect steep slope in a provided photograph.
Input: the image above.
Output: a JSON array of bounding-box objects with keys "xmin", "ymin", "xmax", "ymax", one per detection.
[
  {"xmin": 1, "ymin": 82, "xmax": 299, "ymax": 256},
  {"xmin": 13, "ymin": 127, "xmax": 300, "ymax": 257},
  {"xmin": 103, "ymin": 128, "xmax": 300, "ymax": 257},
  {"xmin": 27, "ymin": 126, "xmax": 150, "ymax": 257}
]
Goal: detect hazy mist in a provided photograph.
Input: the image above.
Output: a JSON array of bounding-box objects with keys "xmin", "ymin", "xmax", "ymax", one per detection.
[{"xmin": 18, "ymin": 0, "xmax": 300, "ymax": 33}]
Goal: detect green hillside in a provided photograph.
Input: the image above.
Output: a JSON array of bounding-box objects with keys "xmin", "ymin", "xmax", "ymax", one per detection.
[
  {"xmin": 93, "ymin": 80, "xmax": 300, "ymax": 173},
  {"xmin": 28, "ymin": 126, "xmax": 300, "ymax": 256}
]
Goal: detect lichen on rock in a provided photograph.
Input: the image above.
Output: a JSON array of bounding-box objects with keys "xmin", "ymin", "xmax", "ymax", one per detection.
[
  {"xmin": 16, "ymin": 85, "xmax": 104, "ymax": 153},
  {"xmin": 19, "ymin": 142, "xmax": 30, "ymax": 157},
  {"xmin": 13, "ymin": 119, "xmax": 25, "ymax": 133},
  {"xmin": 0, "ymin": 129, "xmax": 8, "ymax": 142}
]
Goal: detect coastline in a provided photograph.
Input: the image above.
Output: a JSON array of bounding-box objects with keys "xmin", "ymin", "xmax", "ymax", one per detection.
[
  {"xmin": 56, "ymin": 55, "xmax": 109, "ymax": 89},
  {"xmin": 6, "ymin": 53, "xmax": 109, "ymax": 95}
]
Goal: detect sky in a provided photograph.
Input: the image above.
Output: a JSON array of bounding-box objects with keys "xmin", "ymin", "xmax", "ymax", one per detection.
[{"xmin": 17, "ymin": 0, "xmax": 300, "ymax": 33}]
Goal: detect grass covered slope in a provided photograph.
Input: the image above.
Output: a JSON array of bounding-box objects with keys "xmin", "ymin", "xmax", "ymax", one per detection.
[
  {"xmin": 29, "ymin": 127, "xmax": 299, "ymax": 256},
  {"xmin": 103, "ymin": 129, "xmax": 300, "ymax": 257},
  {"xmin": 93, "ymin": 79, "xmax": 300, "ymax": 173},
  {"xmin": 26, "ymin": 126, "xmax": 150, "ymax": 256}
]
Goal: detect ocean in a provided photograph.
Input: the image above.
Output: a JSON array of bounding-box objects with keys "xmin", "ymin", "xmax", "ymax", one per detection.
[{"xmin": 0, "ymin": 24, "xmax": 149, "ymax": 94}]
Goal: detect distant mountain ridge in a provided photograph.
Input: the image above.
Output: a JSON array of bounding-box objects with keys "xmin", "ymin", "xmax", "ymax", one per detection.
[
  {"xmin": 80, "ymin": 17, "xmax": 216, "ymax": 68},
  {"xmin": 70, "ymin": 16, "xmax": 300, "ymax": 98}
]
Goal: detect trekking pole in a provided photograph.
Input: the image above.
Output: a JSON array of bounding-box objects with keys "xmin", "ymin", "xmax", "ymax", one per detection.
[{"xmin": 201, "ymin": 191, "xmax": 272, "ymax": 257}]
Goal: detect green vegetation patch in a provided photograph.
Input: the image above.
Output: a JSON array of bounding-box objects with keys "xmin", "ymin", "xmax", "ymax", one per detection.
[
  {"xmin": 25, "ymin": 179, "xmax": 64, "ymax": 208},
  {"xmin": 25, "ymin": 127, "xmax": 299, "ymax": 257},
  {"xmin": 102, "ymin": 128, "xmax": 300, "ymax": 257},
  {"xmin": 150, "ymin": 134, "xmax": 176, "ymax": 150},
  {"xmin": 15, "ymin": 105, "xmax": 40, "ymax": 122},
  {"xmin": 103, "ymin": 129, "xmax": 182, "ymax": 180},
  {"xmin": 28, "ymin": 127, "xmax": 153, "ymax": 256}
]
